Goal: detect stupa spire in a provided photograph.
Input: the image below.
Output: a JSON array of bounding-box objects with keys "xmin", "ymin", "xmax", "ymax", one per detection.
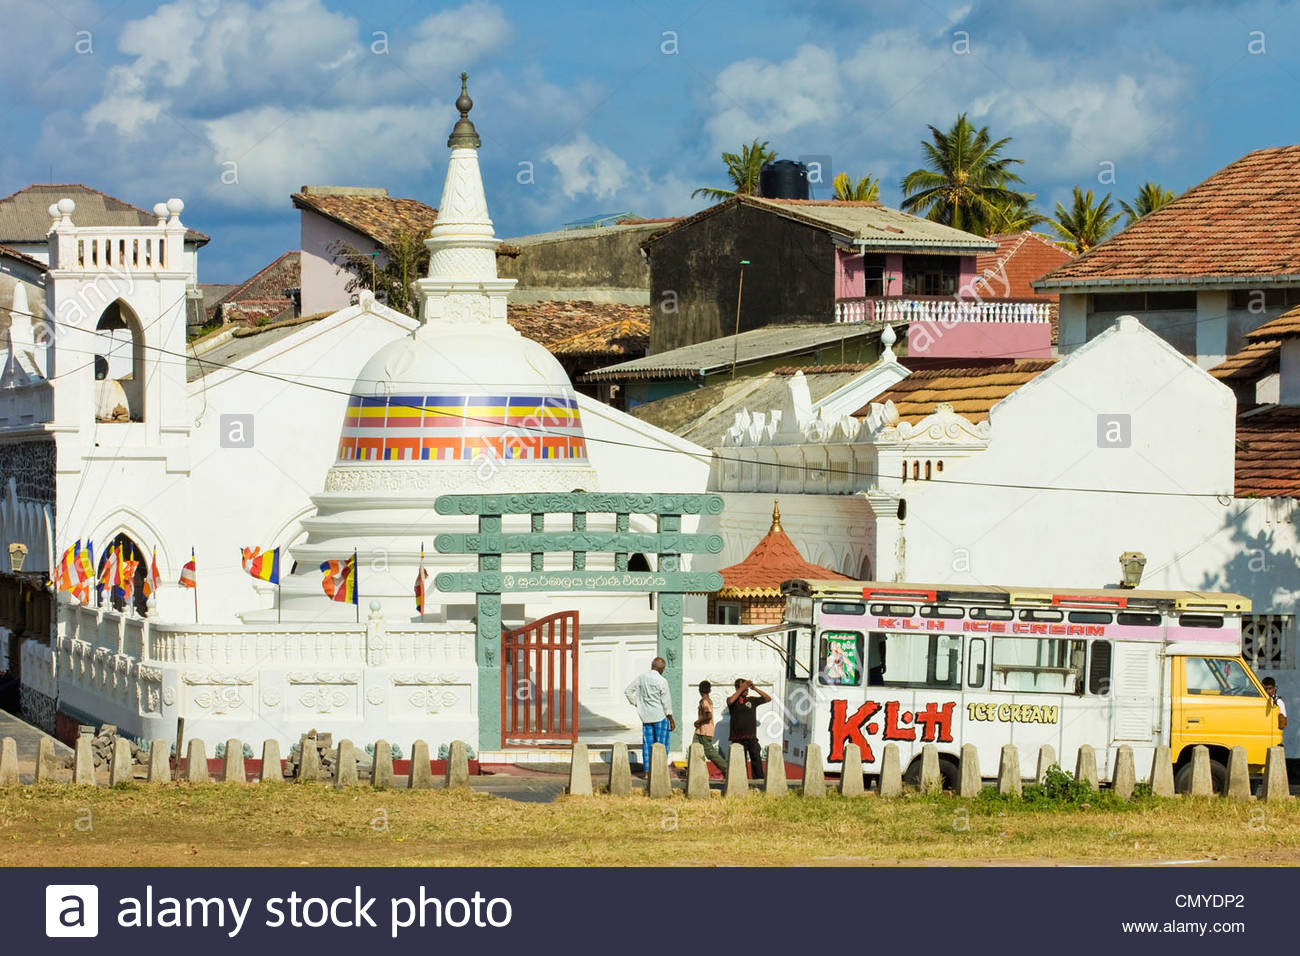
[{"xmin": 413, "ymin": 73, "xmax": 515, "ymax": 327}]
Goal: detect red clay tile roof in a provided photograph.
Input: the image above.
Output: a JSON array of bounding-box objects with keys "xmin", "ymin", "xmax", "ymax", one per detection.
[
  {"xmin": 1210, "ymin": 338, "xmax": 1282, "ymax": 381},
  {"xmin": 715, "ymin": 503, "xmax": 851, "ymax": 597},
  {"xmin": 0, "ymin": 243, "xmax": 45, "ymax": 270},
  {"xmin": 974, "ymin": 232, "xmax": 1073, "ymax": 301},
  {"xmin": 1236, "ymin": 406, "xmax": 1300, "ymax": 497},
  {"xmin": 1245, "ymin": 304, "xmax": 1300, "ymax": 341},
  {"xmin": 1036, "ymin": 146, "xmax": 1300, "ymax": 287},
  {"xmin": 547, "ymin": 317, "xmax": 648, "ymax": 359},
  {"xmin": 292, "ymin": 190, "xmax": 438, "ymax": 246},
  {"xmin": 507, "ymin": 301, "xmax": 649, "ymax": 347},
  {"xmin": 858, "ymin": 360, "xmax": 1055, "ymax": 424},
  {"xmin": 215, "ymin": 250, "xmax": 300, "ymax": 308}
]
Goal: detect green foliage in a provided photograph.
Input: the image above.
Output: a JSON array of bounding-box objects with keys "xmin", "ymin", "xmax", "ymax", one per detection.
[
  {"xmin": 1047, "ymin": 186, "xmax": 1122, "ymax": 253},
  {"xmin": 900, "ymin": 113, "xmax": 1034, "ymax": 235},
  {"xmin": 832, "ymin": 172, "xmax": 880, "ymax": 202},
  {"xmin": 692, "ymin": 139, "xmax": 777, "ymax": 201},
  {"xmin": 983, "ymin": 195, "xmax": 1049, "ymax": 235},
  {"xmin": 330, "ymin": 228, "xmax": 428, "ymax": 316},
  {"xmin": 1119, "ymin": 181, "xmax": 1176, "ymax": 224}
]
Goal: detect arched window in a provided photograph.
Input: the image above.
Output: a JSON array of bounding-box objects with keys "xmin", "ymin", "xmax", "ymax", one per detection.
[
  {"xmin": 95, "ymin": 533, "xmax": 150, "ymax": 615},
  {"xmin": 94, "ymin": 300, "xmax": 144, "ymax": 422}
]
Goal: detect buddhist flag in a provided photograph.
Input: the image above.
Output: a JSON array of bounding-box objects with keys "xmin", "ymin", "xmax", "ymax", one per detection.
[
  {"xmin": 178, "ymin": 549, "xmax": 197, "ymax": 589},
  {"xmin": 321, "ymin": 551, "xmax": 358, "ymax": 605},
  {"xmin": 142, "ymin": 548, "xmax": 161, "ymax": 599},
  {"xmin": 76, "ymin": 540, "xmax": 94, "ymax": 587},
  {"xmin": 414, "ymin": 545, "xmax": 428, "ymax": 614},
  {"xmin": 120, "ymin": 558, "xmax": 139, "ymax": 603},
  {"xmin": 241, "ymin": 546, "xmax": 280, "ymax": 584},
  {"xmin": 99, "ymin": 545, "xmax": 119, "ymax": 590},
  {"xmin": 55, "ymin": 543, "xmax": 76, "ymax": 591}
]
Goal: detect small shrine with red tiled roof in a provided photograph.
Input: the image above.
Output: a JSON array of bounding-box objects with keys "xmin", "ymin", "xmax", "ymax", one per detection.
[{"xmin": 709, "ymin": 501, "xmax": 851, "ymax": 625}]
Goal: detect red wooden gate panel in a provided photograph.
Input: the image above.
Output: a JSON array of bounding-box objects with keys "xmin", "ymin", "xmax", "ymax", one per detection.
[{"xmin": 501, "ymin": 610, "xmax": 579, "ymax": 747}]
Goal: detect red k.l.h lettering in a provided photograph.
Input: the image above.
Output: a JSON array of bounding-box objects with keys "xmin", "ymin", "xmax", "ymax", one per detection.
[{"xmin": 828, "ymin": 699, "xmax": 880, "ymax": 762}]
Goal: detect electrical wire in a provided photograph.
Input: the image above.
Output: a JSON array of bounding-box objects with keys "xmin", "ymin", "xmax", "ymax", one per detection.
[{"xmin": 1, "ymin": 300, "xmax": 1262, "ymax": 501}]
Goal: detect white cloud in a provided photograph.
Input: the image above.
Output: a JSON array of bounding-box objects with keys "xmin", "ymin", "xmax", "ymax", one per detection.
[
  {"xmin": 544, "ymin": 134, "xmax": 631, "ymax": 200},
  {"xmin": 700, "ymin": 32, "xmax": 1188, "ymax": 195}
]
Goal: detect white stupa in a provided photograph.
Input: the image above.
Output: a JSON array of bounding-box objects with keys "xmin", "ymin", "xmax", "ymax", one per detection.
[{"xmin": 276, "ymin": 75, "xmax": 598, "ymax": 620}]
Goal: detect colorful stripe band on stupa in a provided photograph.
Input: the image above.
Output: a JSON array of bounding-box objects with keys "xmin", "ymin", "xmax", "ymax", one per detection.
[{"xmin": 335, "ymin": 392, "xmax": 588, "ymax": 463}]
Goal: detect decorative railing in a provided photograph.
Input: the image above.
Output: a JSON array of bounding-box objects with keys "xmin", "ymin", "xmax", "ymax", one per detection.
[
  {"xmin": 71, "ymin": 228, "xmax": 168, "ymax": 271},
  {"xmin": 835, "ymin": 296, "xmax": 1051, "ymax": 325}
]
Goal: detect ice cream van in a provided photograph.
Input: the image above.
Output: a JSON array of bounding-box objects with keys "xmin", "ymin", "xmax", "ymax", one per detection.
[{"xmin": 774, "ymin": 580, "xmax": 1283, "ymax": 793}]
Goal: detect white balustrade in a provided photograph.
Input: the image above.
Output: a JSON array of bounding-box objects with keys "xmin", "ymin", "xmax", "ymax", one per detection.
[
  {"xmin": 835, "ymin": 297, "xmax": 1051, "ymax": 325},
  {"xmin": 73, "ymin": 229, "xmax": 167, "ymax": 271}
]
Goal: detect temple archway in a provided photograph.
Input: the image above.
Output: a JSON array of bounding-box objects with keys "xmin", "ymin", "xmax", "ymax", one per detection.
[{"xmin": 94, "ymin": 300, "xmax": 145, "ymax": 422}]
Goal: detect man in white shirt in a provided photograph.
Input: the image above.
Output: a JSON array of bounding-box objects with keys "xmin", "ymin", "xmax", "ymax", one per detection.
[
  {"xmin": 625, "ymin": 656, "xmax": 675, "ymax": 772},
  {"xmin": 1263, "ymin": 677, "xmax": 1288, "ymax": 732}
]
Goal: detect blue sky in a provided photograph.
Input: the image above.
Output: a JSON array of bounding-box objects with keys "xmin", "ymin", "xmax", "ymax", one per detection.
[{"xmin": 2, "ymin": 0, "xmax": 1297, "ymax": 281}]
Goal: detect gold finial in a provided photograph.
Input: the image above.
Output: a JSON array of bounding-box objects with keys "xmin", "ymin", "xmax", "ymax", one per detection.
[{"xmin": 770, "ymin": 500, "xmax": 782, "ymax": 532}]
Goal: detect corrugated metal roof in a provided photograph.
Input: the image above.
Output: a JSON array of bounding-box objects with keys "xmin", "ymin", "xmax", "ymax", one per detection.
[
  {"xmin": 643, "ymin": 195, "xmax": 997, "ymax": 252},
  {"xmin": 584, "ymin": 323, "xmax": 885, "ymax": 381},
  {"xmin": 0, "ymin": 184, "xmax": 209, "ymax": 245}
]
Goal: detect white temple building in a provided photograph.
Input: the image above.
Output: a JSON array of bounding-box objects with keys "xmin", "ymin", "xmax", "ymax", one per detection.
[{"xmin": 0, "ymin": 79, "xmax": 787, "ymax": 757}]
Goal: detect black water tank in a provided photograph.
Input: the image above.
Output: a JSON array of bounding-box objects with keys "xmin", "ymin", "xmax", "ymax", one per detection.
[{"xmin": 759, "ymin": 160, "xmax": 809, "ymax": 200}]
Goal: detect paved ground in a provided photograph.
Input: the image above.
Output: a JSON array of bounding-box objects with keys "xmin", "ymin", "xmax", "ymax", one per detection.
[{"xmin": 0, "ymin": 709, "xmax": 71, "ymax": 784}]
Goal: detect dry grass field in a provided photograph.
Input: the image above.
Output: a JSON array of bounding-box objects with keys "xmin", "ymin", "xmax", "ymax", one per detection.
[{"xmin": 1, "ymin": 784, "xmax": 1298, "ymax": 866}]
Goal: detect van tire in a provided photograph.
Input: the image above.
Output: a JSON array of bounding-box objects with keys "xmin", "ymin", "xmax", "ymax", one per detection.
[
  {"xmin": 902, "ymin": 755, "xmax": 960, "ymax": 792},
  {"xmin": 1173, "ymin": 757, "xmax": 1228, "ymax": 795}
]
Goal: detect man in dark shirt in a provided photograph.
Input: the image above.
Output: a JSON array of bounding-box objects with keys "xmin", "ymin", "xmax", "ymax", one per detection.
[{"xmin": 726, "ymin": 678, "xmax": 771, "ymax": 780}]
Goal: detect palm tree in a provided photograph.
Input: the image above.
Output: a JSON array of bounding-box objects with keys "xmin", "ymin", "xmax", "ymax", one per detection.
[
  {"xmin": 692, "ymin": 139, "xmax": 776, "ymax": 201},
  {"xmin": 983, "ymin": 196, "xmax": 1048, "ymax": 235},
  {"xmin": 832, "ymin": 172, "xmax": 880, "ymax": 202},
  {"xmin": 900, "ymin": 114, "xmax": 1033, "ymax": 234},
  {"xmin": 1047, "ymin": 187, "xmax": 1122, "ymax": 254},
  {"xmin": 1119, "ymin": 182, "xmax": 1176, "ymax": 224}
]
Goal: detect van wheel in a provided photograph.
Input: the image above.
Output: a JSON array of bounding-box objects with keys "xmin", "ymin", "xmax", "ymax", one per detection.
[
  {"xmin": 1174, "ymin": 758, "xmax": 1228, "ymax": 795},
  {"xmin": 902, "ymin": 756, "xmax": 960, "ymax": 792}
]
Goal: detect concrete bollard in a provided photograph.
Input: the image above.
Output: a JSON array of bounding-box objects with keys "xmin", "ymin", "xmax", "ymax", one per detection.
[
  {"xmin": 408, "ymin": 740, "xmax": 434, "ymax": 790},
  {"xmin": 764, "ymin": 743, "xmax": 787, "ymax": 797},
  {"xmin": 801, "ymin": 744, "xmax": 826, "ymax": 798},
  {"xmin": 35, "ymin": 737, "xmax": 58, "ymax": 784},
  {"xmin": 1150, "ymin": 745, "xmax": 1175, "ymax": 797},
  {"xmin": 1112, "ymin": 745, "xmax": 1136, "ymax": 800},
  {"xmin": 919, "ymin": 744, "xmax": 942, "ymax": 794},
  {"xmin": 839, "ymin": 743, "xmax": 865, "ymax": 796},
  {"xmin": 445, "ymin": 740, "xmax": 470, "ymax": 790},
  {"xmin": 647, "ymin": 742, "xmax": 671, "ymax": 798},
  {"xmin": 958, "ymin": 743, "xmax": 981, "ymax": 798},
  {"xmin": 147, "ymin": 740, "xmax": 170, "ymax": 784},
  {"xmin": 878, "ymin": 743, "xmax": 903, "ymax": 797},
  {"xmin": 1035, "ymin": 744, "xmax": 1057, "ymax": 784},
  {"xmin": 109, "ymin": 738, "xmax": 134, "ymax": 786},
  {"xmin": 74, "ymin": 735, "xmax": 96, "ymax": 785},
  {"xmin": 0, "ymin": 737, "xmax": 17, "ymax": 786},
  {"xmin": 724, "ymin": 743, "xmax": 748, "ymax": 797},
  {"xmin": 184, "ymin": 739, "xmax": 207, "ymax": 783},
  {"xmin": 1260, "ymin": 746, "xmax": 1290, "ymax": 802},
  {"xmin": 334, "ymin": 740, "xmax": 359, "ymax": 789},
  {"xmin": 568, "ymin": 742, "xmax": 594, "ymax": 796},
  {"xmin": 608, "ymin": 742, "xmax": 632, "ymax": 796},
  {"xmin": 260, "ymin": 740, "xmax": 284, "ymax": 783},
  {"xmin": 1225, "ymin": 746, "xmax": 1250, "ymax": 801},
  {"xmin": 997, "ymin": 744, "xmax": 1021, "ymax": 796},
  {"xmin": 1074, "ymin": 744, "xmax": 1099, "ymax": 790},
  {"xmin": 298, "ymin": 737, "xmax": 322, "ymax": 782},
  {"xmin": 685, "ymin": 743, "xmax": 710, "ymax": 799},
  {"xmin": 370, "ymin": 740, "xmax": 394, "ymax": 789},
  {"xmin": 1188, "ymin": 745, "xmax": 1212, "ymax": 797},
  {"xmin": 221, "ymin": 739, "xmax": 246, "ymax": 783}
]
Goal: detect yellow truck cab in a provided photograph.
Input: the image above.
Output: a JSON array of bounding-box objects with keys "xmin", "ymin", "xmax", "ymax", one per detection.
[{"xmin": 778, "ymin": 580, "xmax": 1283, "ymax": 793}]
